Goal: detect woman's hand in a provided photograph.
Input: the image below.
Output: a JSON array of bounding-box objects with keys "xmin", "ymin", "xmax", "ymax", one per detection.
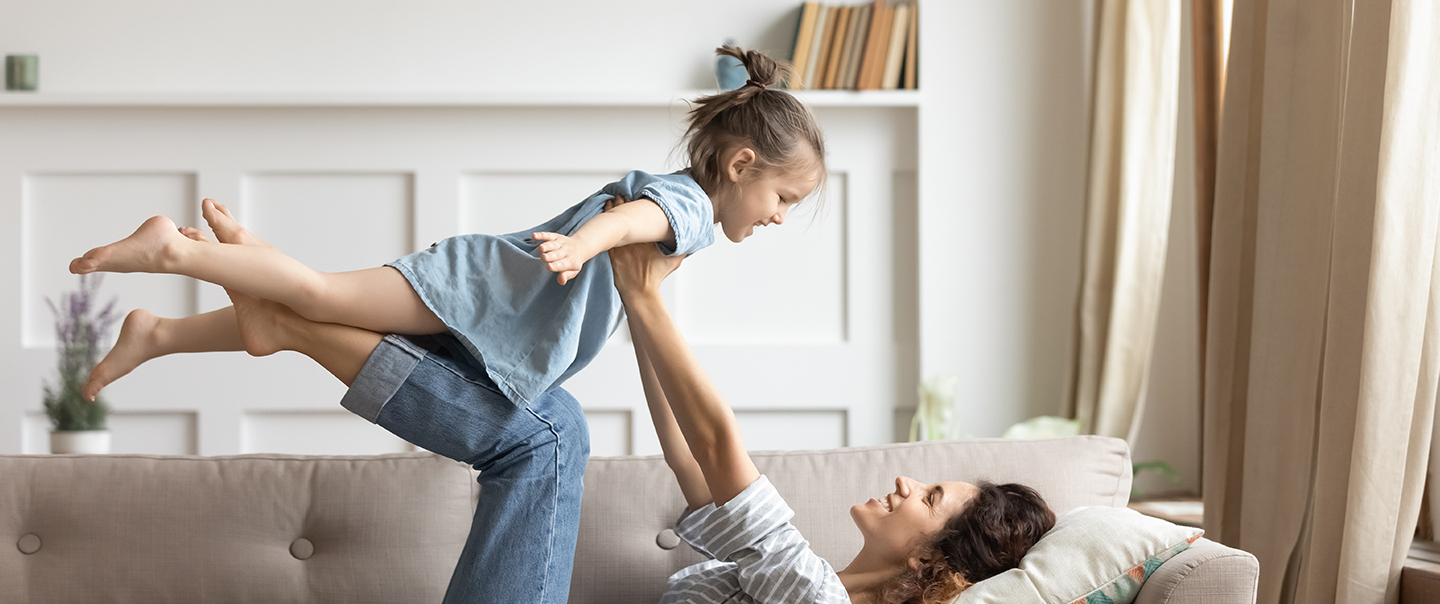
[
  {"xmin": 607, "ymin": 194, "xmax": 684, "ymax": 298},
  {"xmin": 609, "ymin": 242, "xmax": 683, "ymax": 297}
]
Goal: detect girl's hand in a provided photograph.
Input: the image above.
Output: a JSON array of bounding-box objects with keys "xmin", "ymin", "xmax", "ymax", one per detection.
[
  {"xmin": 532, "ymin": 232, "xmax": 594, "ymax": 285},
  {"xmin": 609, "ymin": 242, "xmax": 684, "ymax": 298}
]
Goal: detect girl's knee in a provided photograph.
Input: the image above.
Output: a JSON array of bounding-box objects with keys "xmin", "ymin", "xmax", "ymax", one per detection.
[{"xmin": 537, "ymin": 391, "xmax": 590, "ymax": 462}]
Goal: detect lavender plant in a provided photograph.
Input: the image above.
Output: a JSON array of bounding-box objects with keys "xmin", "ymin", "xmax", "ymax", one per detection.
[{"xmin": 43, "ymin": 274, "xmax": 119, "ymax": 431}]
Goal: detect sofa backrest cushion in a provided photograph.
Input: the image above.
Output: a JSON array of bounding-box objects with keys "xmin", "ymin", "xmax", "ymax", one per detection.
[
  {"xmin": 571, "ymin": 436, "xmax": 1132, "ymax": 604},
  {"xmin": 0, "ymin": 453, "xmax": 474, "ymax": 604}
]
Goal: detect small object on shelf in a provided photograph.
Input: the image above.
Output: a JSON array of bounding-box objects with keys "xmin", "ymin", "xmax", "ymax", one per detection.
[
  {"xmin": 716, "ymin": 38, "xmax": 747, "ymax": 91},
  {"xmin": 6, "ymin": 54, "xmax": 39, "ymax": 92}
]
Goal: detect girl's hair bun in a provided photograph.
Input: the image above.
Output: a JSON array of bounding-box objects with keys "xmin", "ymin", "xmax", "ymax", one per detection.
[{"xmin": 717, "ymin": 44, "xmax": 789, "ymax": 92}]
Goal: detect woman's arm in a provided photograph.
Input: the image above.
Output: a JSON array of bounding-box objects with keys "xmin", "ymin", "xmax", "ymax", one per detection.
[
  {"xmin": 610, "ymin": 244, "xmax": 761, "ymax": 506},
  {"xmin": 533, "ymin": 198, "xmax": 674, "ymax": 285},
  {"xmin": 632, "ymin": 333, "xmax": 713, "ymax": 509}
]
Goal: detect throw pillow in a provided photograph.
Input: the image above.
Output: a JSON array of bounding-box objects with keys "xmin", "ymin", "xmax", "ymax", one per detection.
[{"xmin": 953, "ymin": 506, "xmax": 1204, "ymax": 604}]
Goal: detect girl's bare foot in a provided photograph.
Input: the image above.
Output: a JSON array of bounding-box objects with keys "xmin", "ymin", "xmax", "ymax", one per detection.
[
  {"xmin": 82, "ymin": 309, "xmax": 165, "ymax": 401},
  {"xmin": 231, "ymin": 291, "xmax": 299, "ymax": 357},
  {"xmin": 202, "ymin": 198, "xmax": 272, "ymax": 248},
  {"xmin": 201, "ymin": 198, "xmax": 290, "ymax": 354},
  {"xmin": 70, "ymin": 215, "xmax": 188, "ymax": 275},
  {"xmin": 178, "ymin": 226, "xmax": 213, "ymax": 243}
]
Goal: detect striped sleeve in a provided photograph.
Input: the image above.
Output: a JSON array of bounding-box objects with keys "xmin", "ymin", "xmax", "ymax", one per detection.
[
  {"xmin": 675, "ymin": 476, "xmax": 793, "ymax": 561},
  {"xmin": 673, "ymin": 476, "xmax": 850, "ymax": 603}
]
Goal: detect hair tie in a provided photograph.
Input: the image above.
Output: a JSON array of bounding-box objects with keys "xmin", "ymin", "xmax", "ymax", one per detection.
[{"xmin": 746, "ymin": 79, "xmax": 766, "ymax": 90}]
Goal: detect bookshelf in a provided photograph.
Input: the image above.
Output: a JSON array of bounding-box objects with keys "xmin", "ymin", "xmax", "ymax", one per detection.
[{"xmin": 788, "ymin": 1, "xmax": 919, "ymax": 91}]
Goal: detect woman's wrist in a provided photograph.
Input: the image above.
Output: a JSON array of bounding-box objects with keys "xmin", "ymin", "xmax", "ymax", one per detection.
[{"xmin": 618, "ymin": 284, "xmax": 664, "ymax": 308}]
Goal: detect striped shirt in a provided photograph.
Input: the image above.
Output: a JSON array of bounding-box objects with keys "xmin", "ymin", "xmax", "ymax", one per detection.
[{"xmin": 660, "ymin": 476, "xmax": 851, "ymax": 604}]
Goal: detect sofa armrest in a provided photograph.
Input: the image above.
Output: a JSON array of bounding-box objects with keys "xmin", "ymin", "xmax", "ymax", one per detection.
[{"xmin": 1134, "ymin": 538, "xmax": 1259, "ymax": 604}]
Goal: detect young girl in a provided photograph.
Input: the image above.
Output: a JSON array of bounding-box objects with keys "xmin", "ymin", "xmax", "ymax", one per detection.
[{"xmin": 71, "ymin": 45, "xmax": 827, "ymax": 406}]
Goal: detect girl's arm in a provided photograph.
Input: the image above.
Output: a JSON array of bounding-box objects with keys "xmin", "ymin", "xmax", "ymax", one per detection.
[
  {"xmin": 533, "ymin": 197, "xmax": 674, "ymax": 285},
  {"xmin": 631, "ymin": 327, "xmax": 713, "ymax": 509},
  {"xmin": 610, "ymin": 244, "xmax": 760, "ymax": 506}
]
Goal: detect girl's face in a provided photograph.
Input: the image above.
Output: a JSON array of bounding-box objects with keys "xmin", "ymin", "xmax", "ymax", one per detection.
[
  {"xmin": 850, "ymin": 476, "xmax": 977, "ymax": 565},
  {"xmin": 714, "ymin": 148, "xmax": 822, "ymax": 243}
]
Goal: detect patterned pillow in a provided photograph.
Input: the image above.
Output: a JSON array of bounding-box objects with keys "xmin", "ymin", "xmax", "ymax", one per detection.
[{"xmin": 953, "ymin": 506, "xmax": 1204, "ymax": 604}]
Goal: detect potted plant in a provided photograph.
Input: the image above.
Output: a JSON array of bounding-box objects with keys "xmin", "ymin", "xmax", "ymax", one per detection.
[{"xmin": 43, "ymin": 274, "xmax": 119, "ymax": 454}]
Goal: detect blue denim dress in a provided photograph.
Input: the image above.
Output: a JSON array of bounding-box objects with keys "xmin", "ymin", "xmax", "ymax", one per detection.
[{"xmin": 388, "ymin": 170, "xmax": 714, "ymax": 407}]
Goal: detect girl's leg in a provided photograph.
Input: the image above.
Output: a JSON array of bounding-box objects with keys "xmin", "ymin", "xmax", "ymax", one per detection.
[
  {"xmin": 230, "ymin": 289, "xmax": 587, "ymax": 604},
  {"xmin": 69, "ymin": 200, "xmax": 445, "ymax": 335},
  {"xmin": 231, "ymin": 291, "xmax": 382, "ymax": 387},
  {"xmin": 82, "ymin": 307, "xmax": 245, "ymax": 401}
]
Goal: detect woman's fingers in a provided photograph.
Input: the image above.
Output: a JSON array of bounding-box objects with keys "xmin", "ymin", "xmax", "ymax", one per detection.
[
  {"xmin": 603, "ymin": 195, "xmax": 630, "ymax": 212},
  {"xmin": 609, "ymin": 243, "xmax": 685, "ymax": 294}
]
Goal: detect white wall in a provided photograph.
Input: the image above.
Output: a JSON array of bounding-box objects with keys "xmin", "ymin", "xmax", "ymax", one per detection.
[
  {"xmin": 916, "ymin": 1, "xmax": 1091, "ymax": 437},
  {"xmin": 0, "ymin": 0, "xmax": 809, "ymax": 94},
  {"xmin": 0, "ymin": 0, "xmax": 1207, "ymax": 476}
]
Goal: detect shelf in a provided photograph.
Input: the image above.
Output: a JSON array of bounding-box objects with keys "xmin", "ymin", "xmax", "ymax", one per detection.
[{"xmin": 0, "ymin": 89, "xmax": 920, "ymax": 108}]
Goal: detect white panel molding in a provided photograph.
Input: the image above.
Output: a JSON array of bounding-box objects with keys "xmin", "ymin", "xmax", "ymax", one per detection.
[
  {"xmin": 241, "ymin": 409, "xmax": 414, "ymax": 455},
  {"xmin": 242, "ymin": 172, "xmax": 415, "ymax": 272},
  {"xmin": 1, "ymin": 103, "xmax": 915, "ymax": 457},
  {"xmin": 23, "ymin": 409, "xmax": 199, "ymax": 455},
  {"xmin": 735, "ymin": 409, "xmax": 848, "ymax": 451},
  {"xmin": 22, "ymin": 172, "xmax": 198, "ymax": 348}
]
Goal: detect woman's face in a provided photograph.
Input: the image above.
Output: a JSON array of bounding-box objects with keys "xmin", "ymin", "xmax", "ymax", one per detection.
[
  {"xmin": 850, "ymin": 476, "xmax": 978, "ymax": 564},
  {"xmin": 714, "ymin": 148, "xmax": 821, "ymax": 243}
]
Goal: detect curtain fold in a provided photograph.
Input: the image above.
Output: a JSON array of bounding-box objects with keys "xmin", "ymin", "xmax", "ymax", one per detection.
[
  {"xmin": 1067, "ymin": 0, "xmax": 1181, "ymax": 441},
  {"xmin": 1201, "ymin": 0, "xmax": 1439, "ymax": 602}
]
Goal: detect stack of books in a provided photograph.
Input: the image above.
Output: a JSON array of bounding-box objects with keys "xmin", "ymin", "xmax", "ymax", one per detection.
[{"xmin": 788, "ymin": 1, "xmax": 919, "ymax": 91}]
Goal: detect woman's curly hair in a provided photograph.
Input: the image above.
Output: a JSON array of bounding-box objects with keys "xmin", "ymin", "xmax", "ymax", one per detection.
[{"xmin": 883, "ymin": 482, "xmax": 1055, "ymax": 604}]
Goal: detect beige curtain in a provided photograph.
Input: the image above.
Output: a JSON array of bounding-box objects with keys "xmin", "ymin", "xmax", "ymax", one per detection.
[
  {"xmin": 1067, "ymin": 0, "xmax": 1181, "ymax": 440},
  {"xmin": 1202, "ymin": 0, "xmax": 1440, "ymax": 602}
]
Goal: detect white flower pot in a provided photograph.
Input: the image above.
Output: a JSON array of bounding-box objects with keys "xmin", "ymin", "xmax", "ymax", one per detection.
[{"xmin": 50, "ymin": 430, "xmax": 111, "ymax": 454}]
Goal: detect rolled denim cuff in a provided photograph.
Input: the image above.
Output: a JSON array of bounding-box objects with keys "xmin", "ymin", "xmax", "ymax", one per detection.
[{"xmin": 339, "ymin": 334, "xmax": 427, "ymax": 423}]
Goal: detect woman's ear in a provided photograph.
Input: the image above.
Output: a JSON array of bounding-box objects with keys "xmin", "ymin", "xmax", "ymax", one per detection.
[{"xmin": 725, "ymin": 147, "xmax": 757, "ymax": 183}]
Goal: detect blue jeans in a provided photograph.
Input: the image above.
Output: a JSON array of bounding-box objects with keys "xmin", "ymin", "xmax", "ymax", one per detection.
[{"xmin": 339, "ymin": 333, "xmax": 589, "ymax": 604}]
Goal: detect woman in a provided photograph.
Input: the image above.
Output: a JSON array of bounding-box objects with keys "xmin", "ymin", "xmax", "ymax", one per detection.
[{"xmin": 606, "ymin": 240, "xmax": 1057, "ymax": 604}]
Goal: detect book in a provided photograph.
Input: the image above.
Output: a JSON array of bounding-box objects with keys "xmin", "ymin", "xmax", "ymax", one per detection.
[
  {"xmin": 903, "ymin": 3, "xmax": 918, "ymax": 89},
  {"xmin": 790, "ymin": 3, "xmax": 821, "ymax": 89},
  {"xmin": 862, "ymin": 2, "xmax": 894, "ymax": 90},
  {"xmin": 855, "ymin": 0, "xmax": 888, "ymax": 90},
  {"xmin": 808, "ymin": 6, "xmax": 838, "ymax": 90},
  {"xmin": 881, "ymin": 4, "xmax": 909, "ymax": 90},
  {"xmin": 821, "ymin": 6, "xmax": 852, "ymax": 89},
  {"xmin": 842, "ymin": 4, "xmax": 871, "ymax": 89},
  {"xmin": 833, "ymin": 5, "xmax": 861, "ymax": 89},
  {"xmin": 802, "ymin": 5, "xmax": 830, "ymax": 89}
]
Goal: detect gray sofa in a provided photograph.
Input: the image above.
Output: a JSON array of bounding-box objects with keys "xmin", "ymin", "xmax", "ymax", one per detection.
[{"xmin": 0, "ymin": 436, "xmax": 1257, "ymax": 603}]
